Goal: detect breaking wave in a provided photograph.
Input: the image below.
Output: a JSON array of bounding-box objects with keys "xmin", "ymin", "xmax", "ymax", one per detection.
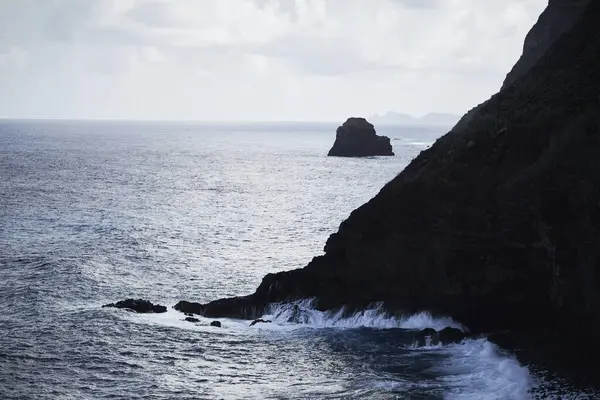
[
  {"xmin": 262, "ymin": 298, "xmax": 466, "ymax": 331},
  {"xmin": 259, "ymin": 300, "xmax": 538, "ymax": 398}
]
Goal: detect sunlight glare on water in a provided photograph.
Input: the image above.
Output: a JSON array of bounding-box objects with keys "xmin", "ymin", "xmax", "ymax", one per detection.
[{"xmin": 0, "ymin": 120, "xmax": 574, "ymax": 399}]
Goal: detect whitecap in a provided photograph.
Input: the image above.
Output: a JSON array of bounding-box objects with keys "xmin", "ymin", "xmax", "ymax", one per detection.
[
  {"xmin": 438, "ymin": 339, "xmax": 532, "ymax": 400},
  {"xmin": 262, "ymin": 299, "xmax": 466, "ymax": 331}
]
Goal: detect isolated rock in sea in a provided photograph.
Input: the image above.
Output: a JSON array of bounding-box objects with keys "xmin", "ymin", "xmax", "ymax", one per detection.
[
  {"xmin": 184, "ymin": 317, "xmax": 200, "ymax": 323},
  {"xmin": 102, "ymin": 299, "xmax": 167, "ymax": 314},
  {"xmin": 210, "ymin": 321, "xmax": 222, "ymax": 328},
  {"xmin": 327, "ymin": 117, "xmax": 394, "ymax": 157},
  {"xmin": 276, "ymin": 304, "xmax": 310, "ymax": 324},
  {"xmin": 249, "ymin": 318, "xmax": 271, "ymax": 327}
]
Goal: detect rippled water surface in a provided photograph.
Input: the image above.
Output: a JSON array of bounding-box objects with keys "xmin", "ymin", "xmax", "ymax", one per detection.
[{"xmin": 0, "ymin": 120, "xmax": 585, "ymax": 399}]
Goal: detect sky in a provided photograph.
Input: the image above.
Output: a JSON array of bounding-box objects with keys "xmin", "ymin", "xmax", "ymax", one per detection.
[{"xmin": 0, "ymin": 0, "xmax": 546, "ymax": 121}]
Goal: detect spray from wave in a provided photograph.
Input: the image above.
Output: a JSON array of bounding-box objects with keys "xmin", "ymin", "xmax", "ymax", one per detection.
[
  {"xmin": 114, "ymin": 299, "xmax": 600, "ymax": 398},
  {"xmin": 259, "ymin": 300, "xmax": 540, "ymax": 398},
  {"xmin": 261, "ymin": 298, "xmax": 466, "ymax": 331},
  {"xmin": 439, "ymin": 339, "xmax": 533, "ymax": 400}
]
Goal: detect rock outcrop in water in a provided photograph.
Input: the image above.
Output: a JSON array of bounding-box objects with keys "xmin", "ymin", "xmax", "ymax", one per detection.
[
  {"xmin": 179, "ymin": 0, "xmax": 600, "ymax": 381},
  {"xmin": 102, "ymin": 299, "xmax": 167, "ymax": 313},
  {"xmin": 327, "ymin": 118, "xmax": 394, "ymax": 157},
  {"xmin": 414, "ymin": 327, "xmax": 467, "ymax": 346},
  {"xmin": 249, "ymin": 318, "xmax": 271, "ymax": 326}
]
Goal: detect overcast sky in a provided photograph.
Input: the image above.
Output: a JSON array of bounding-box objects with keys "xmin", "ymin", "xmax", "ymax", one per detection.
[{"xmin": 0, "ymin": 0, "xmax": 546, "ymax": 121}]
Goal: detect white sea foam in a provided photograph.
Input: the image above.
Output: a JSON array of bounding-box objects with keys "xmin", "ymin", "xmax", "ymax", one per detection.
[
  {"xmin": 439, "ymin": 339, "xmax": 533, "ymax": 400},
  {"xmin": 114, "ymin": 308, "xmax": 250, "ymax": 333},
  {"xmin": 262, "ymin": 299, "xmax": 467, "ymax": 331},
  {"xmin": 261, "ymin": 300, "xmax": 537, "ymax": 399},
  {"xmin": 114, "ymin": 299, "xmax": 465, "ymax": 335},
  {"xmin": 109, "ymin": 301, "xmax": 594, "ymax": 399}
]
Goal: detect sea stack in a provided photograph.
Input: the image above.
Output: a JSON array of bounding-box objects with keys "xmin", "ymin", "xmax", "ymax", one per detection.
[{"xmin": 327, "ymin": 117, "xmax": 394, "ymax": 157}]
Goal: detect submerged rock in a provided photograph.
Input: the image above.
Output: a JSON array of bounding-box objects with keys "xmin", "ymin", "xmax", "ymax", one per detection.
[
  {"xmin": 249, "ymin": 319, "xmax": 271, "ymax": 327},
  {"xmin": 327, "ymin": 118, "xmax": 394, "ymax": 157},
  {"xmin": 184, "ymin": 317, "xmax": 200, "ymax": 323},
  {"xmin": 102, "ymin": 299, "xmax": 167, "ymax": 314},
  {"xmin": 210, "ymin": 321, "xmax": 222, "ymax": 328}
]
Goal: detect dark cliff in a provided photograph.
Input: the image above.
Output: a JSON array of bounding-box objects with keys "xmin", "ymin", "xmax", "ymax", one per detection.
[
  {"xmin": 502, "ymin": 0, "xmax": 590, "ymax": 89},
  {"xmin": 181, "ymin": 0, "xmax": 600, "ymax": 353},
  {"xmin": 327, "ymin": 117, "xmax": 394, "ymax": 157}
]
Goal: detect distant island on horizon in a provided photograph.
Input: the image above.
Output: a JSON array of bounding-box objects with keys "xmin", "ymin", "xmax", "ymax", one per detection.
[{"xmin": 370, "ymin": 111, "xmax": 460, "ymax": 126}]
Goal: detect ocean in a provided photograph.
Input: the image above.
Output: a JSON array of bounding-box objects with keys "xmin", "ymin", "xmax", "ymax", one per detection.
[{"xmin": 0, "ymin": 120, "xmax": 591, "ymax": 399}]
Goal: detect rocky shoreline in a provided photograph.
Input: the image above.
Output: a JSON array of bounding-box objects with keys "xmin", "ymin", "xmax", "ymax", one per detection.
[
  {"xmin": 181, "ymin": 0, "xmax": 600, "ymax": 334},
  {"xmin": 104, "ymin": 296, "xmax": 600, "ymax": 393}
]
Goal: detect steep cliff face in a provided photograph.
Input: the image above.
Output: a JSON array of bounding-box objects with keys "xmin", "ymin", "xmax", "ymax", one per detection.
[
  {"xmin": 502, "ymin": 0, "xmax": 590, "ymax": 89},
  {"xmin": 184, "ymin": 0, "xmax": 600, "ymax": 342},
  {"xmin": 455, "ymin": 0, "xmax": 591, "ymax": 133}
]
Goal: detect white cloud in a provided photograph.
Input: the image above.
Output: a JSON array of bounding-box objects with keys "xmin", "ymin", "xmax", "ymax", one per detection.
[{"xmin": 0, "ymin": 0, "xmax": 546, "ymax": 121}]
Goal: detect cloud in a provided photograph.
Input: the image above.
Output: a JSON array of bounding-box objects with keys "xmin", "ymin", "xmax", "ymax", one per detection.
[{"xmin": 0, "ymin": 0, "xmax": 546, "ymax": 120}]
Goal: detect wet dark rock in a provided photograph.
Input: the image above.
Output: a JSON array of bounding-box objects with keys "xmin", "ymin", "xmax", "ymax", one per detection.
[
  {"xmin": 184, "ymin": 312, "xmax": 194, "ymax": 317},
  {"xmin": 283, "ymin": 304, "xmax": 310, "ymax": 324},
  {"xmin": 420, "ymin": 328, "xmax": 437, "ymax": 337},
  {"xmin": 288, "ymin": 305, "xmax": 301, "ymax": 323},
  {"xmin": 184, "ymin": 317, "xmax": 200, "ymax": 323},
  {"xmin": 102, "ymin": 299, "xmax": 167, "ymax": 314},
  {"xmin": 174, "ymin": 297, "xmax": 255, "ymax": 319},
  {"xmin": 174, "ymin": 300, "xmax": 204, "ymax": 315},
  {"xmin": 249, "ymin": 318, "xmax": 272, "ymax": 327},
  {"xmin": 413, "ymin": 327, "xmax": 466, "ymax": 346},
  {"xmin": 414, "ymin": 328, "xmax": 439, "ymax": 346},
  {"xmin": 489, "ymin": 328, "xmax": 600, "ymax": 393},
  {"xmin": 438, "ymin": 328, "xmax": 466, "ymax": 344},
  {"xmin": 327, "ymin": 118, "xmax": 394, "ymax": 157},
  {"xmin": 210, "ymin": 321, "xmax": 222, "ymax": 328}
]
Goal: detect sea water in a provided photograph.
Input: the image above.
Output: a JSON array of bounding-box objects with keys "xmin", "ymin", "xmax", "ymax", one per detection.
[{"xmin": 0, "ymin": 120, "xmax": 591, "ymax": 399}]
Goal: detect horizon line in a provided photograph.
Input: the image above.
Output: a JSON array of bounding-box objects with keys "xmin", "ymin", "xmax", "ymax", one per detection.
[{"xmin": 0, "ymin": 116, "xmax": 458, "ymax": 126}]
